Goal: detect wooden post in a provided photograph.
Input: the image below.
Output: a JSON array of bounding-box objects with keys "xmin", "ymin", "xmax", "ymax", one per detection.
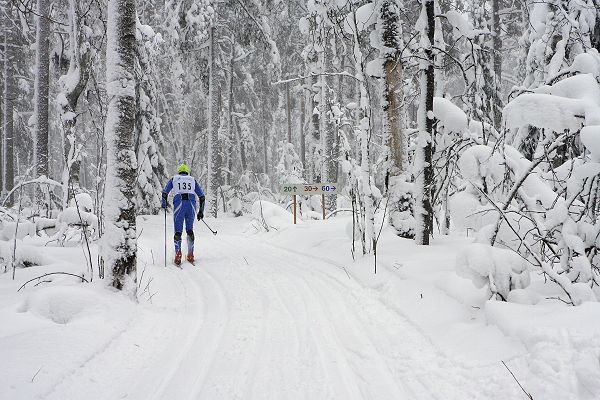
[
  {"xmin": 293, "ymin": 194, "xmax": 297, "ymax": 224},
  {"xmin": 322, "ymin": 194, "xmax": 326, "ymax": 220}
]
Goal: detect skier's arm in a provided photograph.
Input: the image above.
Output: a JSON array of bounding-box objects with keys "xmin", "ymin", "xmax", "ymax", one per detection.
[
  {"xmin": 162, "ymin": 179, "xmax": 173, "ymax": 208},
  {"xmin": 195, "ymin": 180, "xmax": 205, "ymax": 219}
]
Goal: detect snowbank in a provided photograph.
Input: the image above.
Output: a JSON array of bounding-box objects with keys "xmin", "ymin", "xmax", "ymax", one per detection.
[{"xmin": 18, "ymin": 285, "xmax": 104, "ymax": 324}]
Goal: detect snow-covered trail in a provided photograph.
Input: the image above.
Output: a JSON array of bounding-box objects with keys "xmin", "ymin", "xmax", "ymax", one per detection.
[{"xmin": 42, "ymin": 215, "xmax": 518, "ymax": 400}]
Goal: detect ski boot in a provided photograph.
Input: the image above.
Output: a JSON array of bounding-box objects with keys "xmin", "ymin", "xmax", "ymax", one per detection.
[
  {"xmin": 174, "ymin": 250, "xmax": 182, "ymax": 266},
  {"xmin": 187, "ymin": 252, "xmax": 195, "ymax": 264}
]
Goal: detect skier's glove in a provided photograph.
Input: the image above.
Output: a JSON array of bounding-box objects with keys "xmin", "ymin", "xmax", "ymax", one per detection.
[
  {"xmin": 197, "ymin": 195, "xmax": 205, "ymax": 220},
  {"xmin": 161, "ymin": 193, "xmax": 168, "ymax": 209}
]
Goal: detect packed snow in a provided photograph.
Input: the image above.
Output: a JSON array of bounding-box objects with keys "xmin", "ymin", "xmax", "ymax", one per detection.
[{"xmin": 1, "ymin": 212, "xmax": 600, "ymax": 399}]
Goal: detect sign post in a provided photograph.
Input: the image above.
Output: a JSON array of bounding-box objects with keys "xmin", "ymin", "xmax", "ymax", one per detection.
[
  {"xmin": 293, "ymin": 194, "xmax": 297, "ymax": 224},
  {"xmin": 280, "ymin": 183, "xmax": 339, "ymax": 224}
]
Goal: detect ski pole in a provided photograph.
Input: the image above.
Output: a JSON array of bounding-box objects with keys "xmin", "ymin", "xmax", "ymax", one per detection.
[
  {"xmin": 164, "ymin": 207, "xmax": 167, "ymax": 268},
  {"xmin": 201, "ymin": 218, "xmax": 218, "ymax": 235}
]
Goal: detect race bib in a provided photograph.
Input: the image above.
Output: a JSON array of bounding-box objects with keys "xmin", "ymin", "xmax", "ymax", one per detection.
[{"xmin": 173, "ymin": 175, "xmax": 195, "ymax": 195}]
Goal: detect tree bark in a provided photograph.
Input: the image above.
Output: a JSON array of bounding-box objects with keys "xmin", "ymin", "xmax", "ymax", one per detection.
[
  {"xmin": 59, "ymin": 0, "xmax": 93, "ymax": 203},
  {"xmin": 286, "ymin": 81, "xmax": 292, "ymax": 143},
  {"xmin": 103, "ymin": 0, "xmax": 138, "ymax": 291},
  {"xmin": 415, "ymin": 0, "xmax": 435, "ymax": 245},
  {"xmin": 34, "ymin": 0, "xmax": 51, "ymax": 181},
  {"xmin": 381, "ymin": 0, "xmax": 414, "ymax": 238},
  {"xmin": 3, "ymin": 1, "xmax": 16, "ymax": 200},
  {"xmin": 207, "ymin": 25, "xmax": 221, "ymax": 217},
  {"xmin": 490, "ymin": 0, "xmax": 503, "ymax": 130}
]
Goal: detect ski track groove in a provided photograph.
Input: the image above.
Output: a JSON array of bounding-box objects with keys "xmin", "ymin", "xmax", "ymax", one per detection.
[
  {"xmin": 216, "ymin": 236, "xmax": 397, "ymax": 400},
  {"xmin": 230, "ymin": 235, "xmax": 519, "ymax": 400}
]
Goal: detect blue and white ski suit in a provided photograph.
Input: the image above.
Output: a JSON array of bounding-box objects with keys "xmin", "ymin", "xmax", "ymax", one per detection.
[{"xmin": 162, "ymin": 173, "xmax": 205, "ymax": 253}]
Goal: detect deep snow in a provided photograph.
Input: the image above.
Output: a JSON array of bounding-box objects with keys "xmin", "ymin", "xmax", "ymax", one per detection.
[{"xmin": 1, "ymin": 213, "xmax": 600, "ymax": 399}]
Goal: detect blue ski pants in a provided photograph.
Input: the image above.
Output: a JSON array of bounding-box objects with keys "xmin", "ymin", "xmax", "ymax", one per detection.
[{"xmin": 173, "ymin": 200, "xmax": 196, "ymax": 253}]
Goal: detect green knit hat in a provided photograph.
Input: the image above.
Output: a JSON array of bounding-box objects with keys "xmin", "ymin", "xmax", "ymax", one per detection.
[{"xmin": 177, "ymin": 163, "xmax": 190, "ymax": 174}]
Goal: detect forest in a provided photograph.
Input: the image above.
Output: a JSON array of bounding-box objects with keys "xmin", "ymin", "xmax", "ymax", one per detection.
[{"xmin": 0, "ymin": 0, "xmax": 599, "ymax": 305}]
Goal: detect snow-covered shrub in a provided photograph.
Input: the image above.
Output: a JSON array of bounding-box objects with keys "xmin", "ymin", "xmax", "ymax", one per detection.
[
  {"xmin": 388, "ymin": 175, "xmax": 415, "ymax": 238},
  {"xmin": 456, "ymin": 243, "xmax": 530, "ymax": 301},
  {"xmin": 0, "ymin": 241, "xmax": 49, "ymax": 269},
  {"xmin": 249, "ymin": 200, "xmax": 296, "ymax": 232},
  {"xmin": 274, "ymin": 141, "xmax": 304, "ymax": 187},
  {"xmin": 227, "ymin": 197, "xmax": 243, "ymax": 217},
  {"xmin": 18, "ymin": 285, "xmax": 113, "ymax": 324},
  {"xmin": 52, "ymin": 207, "xmax": 99, "ymax": 243},
  {"xmin": 450, "ymin": 51, "xmax": 600, "ymax": 304},
  {"xmin": 0, "ymin": 221, "xmax": 37, "ymax": 241},
  {"xmin": 458, "ymin": 145, "xmax": 504, "ymax": 198},
  {"xmin": 68, "ymin": 192, "xmax": 94, "ymax": 213}
]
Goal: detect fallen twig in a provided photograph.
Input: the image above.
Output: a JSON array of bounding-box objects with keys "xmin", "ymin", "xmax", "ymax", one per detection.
[
  {"xmin": 17, "ymin": 272, "xmax": 89, "ymax": 292},
  {"xmin": 502, "ymin": 360, "xmax": 533, "ymax": 399}
]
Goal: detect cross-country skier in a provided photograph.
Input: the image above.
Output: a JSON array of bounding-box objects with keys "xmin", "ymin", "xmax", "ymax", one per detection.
[{"xmin": 161, "ymin": 163, "xmax": 205, "ymax": 265}]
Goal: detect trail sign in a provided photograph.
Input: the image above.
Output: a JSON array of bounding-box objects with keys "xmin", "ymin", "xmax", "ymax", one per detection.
[
  {"xmin": 280, "ymin": 183, "xmax": 339, "ymax": 195},
  {"xmin": 280, "ymin": 183, "xmax": 340, "ymax": 224}
]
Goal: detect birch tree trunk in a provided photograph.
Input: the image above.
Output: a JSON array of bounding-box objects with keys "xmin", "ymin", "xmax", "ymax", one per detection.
[
  {"xmin": 34, "ymin": 0, "xmax": 50, "ymax": 182},
  {"xmin": 103, "ymin": 0, "xmax": 138, "ymax": 291},
  {"xmin": 415, "ymin": 0, "xmax": 435, "ymax": 245},
  {"xmin": 379, "ymin": 0, "xmax": 414, "ymax": 238}
]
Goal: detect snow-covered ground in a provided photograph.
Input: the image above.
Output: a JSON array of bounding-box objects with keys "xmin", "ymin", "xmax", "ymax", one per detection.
[{"xmin": 1, "ymin": 213, "xmax": 600, "ymax": 399}]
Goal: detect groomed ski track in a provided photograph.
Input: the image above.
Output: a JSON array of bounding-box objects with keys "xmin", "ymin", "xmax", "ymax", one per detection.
[{"xmin": 41, "ymin": 215, "xmax": 519, "ymax": 400}]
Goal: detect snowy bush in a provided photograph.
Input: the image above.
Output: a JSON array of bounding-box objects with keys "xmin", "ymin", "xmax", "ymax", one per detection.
[
  {"xmin": 68, "ymin": 192, "xmax": 94, "ymax": 213},
  {"xmin": 0, "ymin": 221, "xmax": 37, "ymax": 241},
  {"xmin": 456, "ymin": 243, "xmax": 530, "ymax": 301},
  {"xmin": 52, "ymin": 207, "xmax": 99, "ymax": 243},
  {"xmin": 449, "ymin": 51, "xmax": 600, "ymax": 305},
  {"xmin": 249, "ymin": 200, "xmax": 296, "ymax": 231}
]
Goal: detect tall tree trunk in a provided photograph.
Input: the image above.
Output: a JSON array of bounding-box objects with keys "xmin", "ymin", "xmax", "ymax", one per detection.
[
  {"xmin": 207, "ymin": 25, "xmax": 221, "ymax": 217},
  {"xmin": 103, "ymin": 0, "xmax": 138, "ymax": 291},
  {"xmin": 226, "ymin": 40, "xmax": 234, "ymax": 184},
  {"xmin": 490, "ymin": 0, "xmax": 503, "ymax": 130},
  {"xmin": 59, "ymin": 0, "xmax": 93, "ymax": 205},
  {"xmin": 0, "ymin": 5, "xmax": 5, "ymax": 196},
  {"xmin": 286, "ymin": 81, "xmax": 292, "ymax": 143},
  {"xmin": 135, "ymin": 23, "xmax": 168, "ymax": 215},
  {"xmin": 380, "ymin": 0, "xmax": 414, "ymax": 238},
  {"xmin": 34, "ymin": 0, "xmax": 51, "ymax": 182},
  {"xmin": 300, "ymin": 86, "xmax": 306, "ymax": 174},
  {"xmin": 310, "ymin": 75, "xmax": 320, "ymax": 182},
  {"xmin": 415, "ymin": 0, "xmax": 435, "ymax": 246},
  {"xmin": 3, "ymin": 1, "xmax": 15, "ymax": 201}
]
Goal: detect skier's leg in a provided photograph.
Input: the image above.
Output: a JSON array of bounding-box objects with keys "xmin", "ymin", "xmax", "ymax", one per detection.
[
  {"xmin": 184, "ymin": 203, "xmax": 195, "ymax": 256},
  {"xmin": 173, "ymin": 202, "xmax": 184, "ymax": 253}
]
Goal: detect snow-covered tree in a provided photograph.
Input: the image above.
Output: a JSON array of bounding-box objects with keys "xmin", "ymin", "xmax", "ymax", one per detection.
[
  {"xmin": 57, "ymin": 0, "xmax": 95, "ymax": 205},
  {"xmin": 33, "ymin": 0, "xmax": 50, "ymax": 183},
  {"xmin": 135, "ymin": 20, "xmax": 167, "ymax": 215},
  {"xmin": 414, "ymin": 0, "xmax": 436, "ymax": 245},
  {"xmin": 102, "ymin": 0, "xmax": 138, "ymax": 291},
  {"xmin": 207, "ymin": 24, "xmax": 221, "ymax": 218},
  {"xmin": 376, "ymin": 0, "xmax": 415, "ymax": 238}
]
